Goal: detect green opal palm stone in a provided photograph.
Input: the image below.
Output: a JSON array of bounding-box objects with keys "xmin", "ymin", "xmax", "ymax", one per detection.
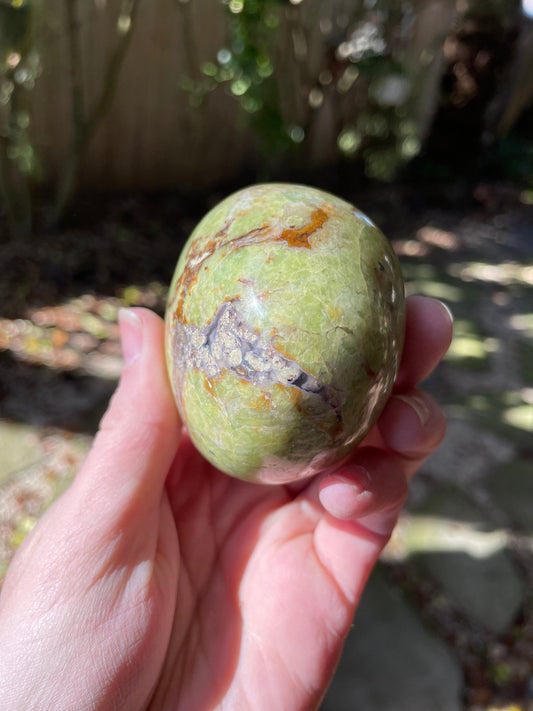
[{"xmin": 165, "ymin": 184, "xmax": 405, "ymax": 484}]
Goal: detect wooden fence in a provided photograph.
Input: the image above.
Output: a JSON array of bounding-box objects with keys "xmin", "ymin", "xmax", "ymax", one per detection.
[{"xmin": 23, "ymin": 0, "xmax": 533, "ymax": 192}]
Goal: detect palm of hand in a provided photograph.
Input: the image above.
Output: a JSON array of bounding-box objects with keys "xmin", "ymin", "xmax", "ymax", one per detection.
[{"xmin": 148, "ymin": 437, "xmax": 374, "ymax": 711}]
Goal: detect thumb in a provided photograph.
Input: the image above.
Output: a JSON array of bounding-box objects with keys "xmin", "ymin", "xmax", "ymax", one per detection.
[{"xmin": 72, "ymin": 307, "xmax": 181, "ymax": 523}]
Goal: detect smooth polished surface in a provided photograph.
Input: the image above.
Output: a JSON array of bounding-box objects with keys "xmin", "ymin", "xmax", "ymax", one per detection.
[{"xmin": 165, "ymin": 184, "xmax": 405, "ymax": 483}]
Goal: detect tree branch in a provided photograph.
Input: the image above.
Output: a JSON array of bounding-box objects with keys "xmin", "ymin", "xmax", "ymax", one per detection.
[
  {"xmin": 64, "ymin": 0, "xmax": 85, "ymax": 135},
  {"xmin": 85, "ymin": 0, "xmax": 141, "ymax": 142},
  {"xmin": 50, "ymin": 0, "xmax": 142, "ymax": 226}
]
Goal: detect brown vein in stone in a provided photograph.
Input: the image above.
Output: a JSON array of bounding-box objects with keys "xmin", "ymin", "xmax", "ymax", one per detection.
[
  {"xmin": 173, "ymin": 207, "xmax": 329, "ymax": 323},
  {"xmin": 278, "ymin": 208, "xmax": 329, "ymax": 249}
]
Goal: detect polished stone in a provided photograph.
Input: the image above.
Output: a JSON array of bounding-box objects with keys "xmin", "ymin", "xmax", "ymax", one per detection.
[{"xmin": 165, "ymin": 184, "xmax": 404, "ymax": 483}]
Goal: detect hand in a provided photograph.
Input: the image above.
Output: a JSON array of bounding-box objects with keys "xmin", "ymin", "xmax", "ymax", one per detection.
[{"xmin": 0, "ymin": 296, "xmax": 452, "ymax": 711}]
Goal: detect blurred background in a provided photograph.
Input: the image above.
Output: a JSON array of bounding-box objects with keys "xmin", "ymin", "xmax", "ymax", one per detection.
[{"xmin": 0, "ymin": 0, "xmax": 532, "ymax": 709}]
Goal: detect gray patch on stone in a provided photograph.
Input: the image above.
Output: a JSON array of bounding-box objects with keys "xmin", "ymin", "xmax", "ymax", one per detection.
[
  {"xmin": 173, "ymin": 301, "xmax": 343, "ymax": 418},
  {"xmin": 321, "ymin": 567, "xmax": 463, "ymax": 711}
]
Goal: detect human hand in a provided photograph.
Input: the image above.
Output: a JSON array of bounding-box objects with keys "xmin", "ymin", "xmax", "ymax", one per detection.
[{"xmin": 0, "ymin": 295, "xmax": 452, "ymax": 711}]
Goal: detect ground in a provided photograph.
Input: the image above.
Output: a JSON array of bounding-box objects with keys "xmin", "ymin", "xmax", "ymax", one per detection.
[{"xmin": 0, "ymin": 181, "xmax": 532, "ymax": 710}]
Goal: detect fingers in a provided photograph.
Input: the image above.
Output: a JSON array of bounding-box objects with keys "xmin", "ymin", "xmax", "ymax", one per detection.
[
  {"xmin": 318, "ymin": 448, "xmax": 408, "ymax": 528},
  {"xmin": 317, "ymin": 388, "xmax": 446, "ymax": 534},
  {"xmin": 72, "ymin": 308, "xmax": 181, "ymax": 521},
  {"xmin": 311, "ymin": 447, "xmax": 410, "ymax": 607},
  {"xmin": 396, "ymin": 296, "xmax": 453, "ymax": 390}
]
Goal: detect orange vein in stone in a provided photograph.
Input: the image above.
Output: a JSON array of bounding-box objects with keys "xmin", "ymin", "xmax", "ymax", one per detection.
[
  {"xmin": 277, "ymin": 208, "xmax": 329, "ymax": 249},
  {"xmin": 174, "ymin": 207, "xmax": 329, "ymax": 323}
]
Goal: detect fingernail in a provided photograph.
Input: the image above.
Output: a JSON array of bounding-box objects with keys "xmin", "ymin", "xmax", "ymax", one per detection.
[
  {"xmin": 119, "ymin": 308, "xmax": 143, "ymax": 365},
  {"xmin": 395, "ymin": 393, "xmax": 431, "ymax": 426},
  {"xmin": 332, "ymin": 466, "xmax": 372, "ymax": 492},
  {"xmin": 437, "ymin": 299, "xmax": 454, "ymax": 326},
  {"xmin": 319, "ymin": 467, "xmax": 372, "ymax": 520}
]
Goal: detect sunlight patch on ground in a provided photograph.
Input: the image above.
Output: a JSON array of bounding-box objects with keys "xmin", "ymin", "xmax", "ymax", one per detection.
[
  {"xmin": 401, "ymin": 261, "xmax": 465, "ymax": 301},
  {"xmin": 416, "ymin": 225, "xmax": 461, "ymax": 251},
  {"xmin": 383, "ymin": 513, "xmax": 510, "ymax": 562},
  {"xmin": 523, "ymin": 0, "xmax": 533, "ymax": 17},
  {"xmin": 393, "ymin": 224, "xmax": 460, "ymax": 257},
  {"xmin": 393, "ymin": 239, "xmax": 431, "ymax": 257},
  {"xmin": 404, "ymin": 279, "xmax": 464, "ymax": 302},
  {"xmin": 447, "ymin": 261, "xmax": 533, "ymax": 286},
  {"xmin": 0, "ymin": 283, "xmax": 166, "ymax": 379},
  {"xmin": 501, "ymin": 405, "xmax": 533, "ymax": 432},
  {"xmin": 445, "ymin": 334, "xmax": 499, "ymax": 370},
  {"xmin": 520, "ymin": 189, "xmax": 533, "ymax": 204},
  {"xmin": 509, "ymin": 313, "xmax": 533, "ymax": 337}
]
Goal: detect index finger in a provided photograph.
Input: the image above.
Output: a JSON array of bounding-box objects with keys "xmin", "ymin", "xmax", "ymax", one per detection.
[{"xmin": 395, "ymin": 295, "xmax": 453, "ymax": 390}]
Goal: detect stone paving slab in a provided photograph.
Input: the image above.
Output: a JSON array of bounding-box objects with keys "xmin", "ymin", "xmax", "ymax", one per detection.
[
  {"xmin": 408, "ymin": 486, "xmax": 526, "ymax": 635},
  {"xmin": 321, "ymin": 567, "xmax": 463, "ymax": 711}
]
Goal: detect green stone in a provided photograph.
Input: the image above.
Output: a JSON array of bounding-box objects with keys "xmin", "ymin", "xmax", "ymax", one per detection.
[{"xmin": 165, "ymin": 184, "xmax": 405, "ymax": 483}]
